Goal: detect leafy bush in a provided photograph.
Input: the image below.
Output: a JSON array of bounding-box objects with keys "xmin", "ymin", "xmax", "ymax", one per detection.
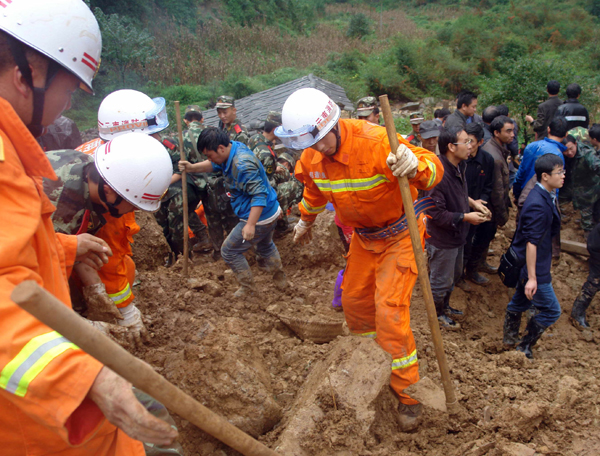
[{"xmin": 346, "ymin": 13, "xmax": 371, "ymax": 38}]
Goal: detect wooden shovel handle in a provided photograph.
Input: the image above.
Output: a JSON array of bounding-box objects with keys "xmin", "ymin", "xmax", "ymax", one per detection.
[
  {"xmin": 11, "ymin": 281, "xmax": 281, "ymax": 456},
  {"xmin": 379, "ymin": 96, "xmax": 458, "ymax": 410}
]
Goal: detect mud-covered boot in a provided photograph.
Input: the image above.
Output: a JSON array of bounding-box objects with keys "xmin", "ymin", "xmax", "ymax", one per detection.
[
  {"xmin": 397, "ymin": 402, "xmax": 423, "ymax": 432},
  {"xmin": 570, "ymin": 293, "xmax": 592, "ymax": 330},
  {"xmin": 516, "ymin": 318, "xmax": 546, "ymax": 359},
  {"xmin": 233, "ymin": 270, "xmax": 256, "ymax": 298},
  {"xmin": 502, "ymin": 310, "xmax": 522, "ymax": 347},
  {"xmin": 436, "ymin": 295, "xmax": 460, "ymax": 330},
  {"xmin": 192, "ymin": 230, "xmax": 213, "ymax": 253},
  {"xmin": 444, "ymin": 291, "xmax": 463, "ymax": 316},
  {"xmin": 164, "ymin": 251, "xmax": 177, "ymax": 268}
]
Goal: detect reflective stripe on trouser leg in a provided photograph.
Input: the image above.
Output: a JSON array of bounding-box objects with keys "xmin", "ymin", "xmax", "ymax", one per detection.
[
  {"xmin": 343, "ymin": 217, "xmax": 425, "ymax": 405},
  {"xmin": 101, "ymin": 255, "xmax": 136, "ymax": 309}
]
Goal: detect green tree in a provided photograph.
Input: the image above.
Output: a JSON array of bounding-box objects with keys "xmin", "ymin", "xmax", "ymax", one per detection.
[
  {"xmin": 347, "ymin": 13, "xmax": 371, "ymax": 39},
  {"xmin": 94, "ymin": 8, "xmax": 154, "ymax": 84}
]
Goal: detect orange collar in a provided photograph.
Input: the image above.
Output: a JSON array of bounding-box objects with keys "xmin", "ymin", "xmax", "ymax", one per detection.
[{"xmin": 0, "ymin": 96, "xmax": 57, "ymax": 180}]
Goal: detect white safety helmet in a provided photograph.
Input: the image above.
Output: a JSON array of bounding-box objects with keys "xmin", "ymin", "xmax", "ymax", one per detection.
[
  {"xmin": 98, "ymin": 89, "xmax": 169, "ymax": 140},
  {"xmin": 0, "ymin": 0, "xmax": 102, "ymax": 94},
  {"xmin": 275, "ymin": 88, "xmax": 341, "ymax": 150},
  {"xmin": 95, "ymin": 133, "xmax": 173, "ymax": 212}
]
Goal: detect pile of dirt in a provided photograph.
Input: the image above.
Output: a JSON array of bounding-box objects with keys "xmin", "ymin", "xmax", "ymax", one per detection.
[{"xmin": 130, "ymin": 203, "xmax": 600, "ymax": 456}]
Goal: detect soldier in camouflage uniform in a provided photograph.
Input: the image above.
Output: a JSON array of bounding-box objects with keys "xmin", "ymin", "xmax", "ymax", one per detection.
[
  {"xmin": 355, "ymin": 96, "xmax": 380, "ymax": 124},
  {"xmin": 406, "ymin": 111, "xmax": 424, "ymax": 147},
  {"xmin": 156, "ymin": 105, "xmax": 214, "ymax": 265},
  {"xmin": 564, "ymin": 127, "xmax": 600, "ymax": 234},
  {"xmin": 249, "ymin": 111, "xmax": 303, "ymax": 233},
  {"xmin": 216, "ymin": 95, "xmax": 249, "ymax": 145}
]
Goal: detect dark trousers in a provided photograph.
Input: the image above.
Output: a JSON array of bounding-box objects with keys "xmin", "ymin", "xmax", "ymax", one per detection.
[{"xmin": 464, "ymin": 221, "xmax": 497, "ymax": 272}]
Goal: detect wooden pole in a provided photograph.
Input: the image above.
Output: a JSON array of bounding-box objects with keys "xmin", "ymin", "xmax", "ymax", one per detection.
[
  {"xmin": 174, "ymin": 101, "xmax": 189, "ymax": 277},
  {"xmin": 379, "ymin": 95, "xmax": 458, "ymax": 411},
  {"xmin": 11, "ymin": 281, "xmax": 281, "ymax": 456}
]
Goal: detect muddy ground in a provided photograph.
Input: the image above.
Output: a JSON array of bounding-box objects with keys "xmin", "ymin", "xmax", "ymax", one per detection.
[{"xmin": 130, "ymin": 204, "xmax": 600, "ymax": 456}]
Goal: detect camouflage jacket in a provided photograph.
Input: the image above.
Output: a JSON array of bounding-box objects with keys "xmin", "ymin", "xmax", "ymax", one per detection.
[
  {"xmin": 43, "ymin": 149, "xmax": 105, "ymax": 235},
  {"xmin": 219, "ymin": 118, "xmax": 249, "ymax": 145},
  {"xmin": 249, "ymin": 132, "xmax": 278, "ymax": 188},
  {"xmin": 571, "ymin": 141, "xmax": 600, "ymax": 206}
]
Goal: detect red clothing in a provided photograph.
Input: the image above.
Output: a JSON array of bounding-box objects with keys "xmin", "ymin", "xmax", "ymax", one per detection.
[{"xmin": 0, "ymin": 97, "xmax": 143, "ymax": 455}]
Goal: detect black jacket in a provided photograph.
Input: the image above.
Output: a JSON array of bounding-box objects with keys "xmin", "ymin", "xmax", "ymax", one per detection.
[
  {"xmin": 425, "ymin": 155, "xmax": 470, "ymax": 249},
  {"xmin": 556, "ymin": 98, "xmax": 589, "ymax": 130},
  {"xmin": 466, "ymin": 148, "xmax": 494, "ymax": 202},
  {"xmin": 444, "ymin": 110, "xmax": 468, "ymax": 130},
  {"xmin": 532, "ymin": 96, "xmax": 562, "ymax": 139}
]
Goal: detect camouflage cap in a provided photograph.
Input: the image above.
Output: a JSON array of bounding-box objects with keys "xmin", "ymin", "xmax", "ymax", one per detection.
[
  {"xmin": 356, "ymin": 96, "xmax": 378, "ymax": 117},
  {"xmin": 185, "ymin": 105, "xmax": 202, "ymax": 115},
  {"xmin": 409, "ymin": 111, "xmax": 424, "ymax": 124},
  {"xmin": 215, "ymin": 95, "xmax": 235, "ymax": 108},
  {"xmin": 567, "ymin": 126, "xmax": 590, "ymax": 144},
  {"xmin": 277, "ymin": 152, "xmax": 295, "ymax": 169},
  {"xmin": 265, "ymin": 111, "xmax": 282, "ymax": 126}
]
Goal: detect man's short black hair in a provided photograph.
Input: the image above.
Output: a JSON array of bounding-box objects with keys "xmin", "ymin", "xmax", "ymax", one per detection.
[
  {"xmin": 490, "ymin": 115, "xmax": 512, "ymax": 135},
  {"xmin": 456, "ymin": 91, "xmax": 477, "ymax": 110},
  {"xmin": 465, "ymin": 122, "xmax": 484, "ymax": 142},
  {"xmin": 589, "ymin": 123, "xmax": 600, "ymax": 142},
  {"xmin": 434, "ymin": 108, "xmax": 450, "ymax": 119},
  {"xmin": 535, "ymin": 153, "xmax": 564, "ymax": 181},
  {"xmin": 438, "ymin": 126, "xmax": 463, "ymax": 155},
  {"xmin": 496, "ymin": 105, "xmax": 509, "ymax": 116},
  {"xmin": 566, "ymin": 83, "xmax": 582, "ymax": 99},
  {"xmin": 482, "ymin": 106, "xmax": 499, "ymax": 124},
  {"xmin": 547, "ymin": 80, "xmax": 560, "ymax": 95},
  {"xmin": 548, "ymin": 116, "xmax": 569, "ymax": 138},
  {"xmin": 263, "ymin": 121, "xmax": 278, "ymax": 134},
  {"xmin": 197, "ymin": 126, "xmax": 230, "ymax": 152},
  {"xmin": 184, "ymin": 111, "xmax": 203, "ymax": 122}
]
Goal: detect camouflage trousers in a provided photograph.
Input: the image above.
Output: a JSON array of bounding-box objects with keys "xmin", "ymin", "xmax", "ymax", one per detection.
[
  {"xmin": 204, "ymin": 203, "xmax": 239, "ymax": 254},
  {"xmin": 134, "ymin": 388, "xmax": 185, "ymax": 456},
  {"xmin": 154, "ymin": 186, "xmax": 207, "ymax": 256},
  {"xmin": 577, "ymin": 197, "xmax": 600, "ymax": 232}
]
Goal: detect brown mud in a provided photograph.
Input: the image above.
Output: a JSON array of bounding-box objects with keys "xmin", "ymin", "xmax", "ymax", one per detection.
[{"xmin": 131, "ymin": 204, "xmax": 600, "ymax": 456}]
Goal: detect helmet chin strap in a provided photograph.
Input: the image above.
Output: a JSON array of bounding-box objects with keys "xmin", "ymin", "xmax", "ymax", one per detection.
[
  {"xmin": 97, "ymin": 176, "xmax": 125, "ymax": 218},
  {"xmin": 7, "ymin": 36, "xmax": 60, "ymax": 138},
  {"xmin": 332, "ymin": 124, "xmax": 342, "ymax": 155}
]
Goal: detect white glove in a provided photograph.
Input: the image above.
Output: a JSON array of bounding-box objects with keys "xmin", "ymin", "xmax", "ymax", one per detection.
[
  {"xmin": 118, "ymin": 302, "xmax": 149, "ymax": 348},
  {"xmin": 83, "ymin": 283, "xmax": 123, "ymax": 323},
  {"xmin": 386, "ymin": 144, "xmax": 419, "ymax": 179},
  {"xmin": 293, "ymin": 219, "xmax": 314, "ymax": 245},
  {"xmin": 86, "ymin": 320, "xmax": 130, "ymax": 346}
]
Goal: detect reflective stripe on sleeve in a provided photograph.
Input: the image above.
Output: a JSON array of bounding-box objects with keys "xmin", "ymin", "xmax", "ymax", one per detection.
[
  {"xmin": 314, "ymin": 174, "xmax": 390, "ymax": 193},
  {"xmin": 0, "ymin": 331, "xmax": 78, "ymax": 397},
  {"xmin": 108, "ymin": 283, "xmax": 132, "ymax": 305},
  {"xmin": 424, "ymin": 159, "xmax": 437, "ymax": 189},
  {"xmin": 392, "ymin": 349, "xmax": 418, "ymax": 370},
  {"xmin": 300, "ymin": 198, "xmax": 326, "ymax": 215}
]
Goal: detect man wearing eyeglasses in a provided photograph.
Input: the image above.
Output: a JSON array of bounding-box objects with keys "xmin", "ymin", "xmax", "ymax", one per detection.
[{"xmin": 425, "ymin": 127, "xmax": 491, "ymax": 329}]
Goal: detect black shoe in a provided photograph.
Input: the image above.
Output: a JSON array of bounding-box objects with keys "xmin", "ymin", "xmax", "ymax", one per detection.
[
  {"xmin": 456, "ymin": 278, "xmax": 472, "ymax": 292},
  {"xmin": 191, "ymin": 233, "xmax": 213, "ymax": 253},
  {"xmin": 445, "ymin": 306, "xmax": 463, "ymax": 316},
  {"xmin": 466, "ymin": 271, "xmax": 489, "ymax": 285},
  {"xmin": 570, "ymin": 295, "xmax": 592, "ymax": 330},
  {"xmin": 480, "ymin": 262, "xmax": 498, "ymax": 274},
  {"xmin": 503, "ymin": 311, "xmax": 522, "ymax": 346},
  {"xmin": 438, "ymin": 314, "xmax": 460, "ymax": 330},
  {"xmin": 516, "ymin": 319, "xmax": 546, "ymax": 359},
  {"xmin": 164, "ymin": 252, "xmax": 177, "ymax": 268}
]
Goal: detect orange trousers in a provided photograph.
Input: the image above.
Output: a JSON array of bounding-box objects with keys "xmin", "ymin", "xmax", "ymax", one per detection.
[
  {"xmin": 188, "ymin": 203, "xmax": 208, "ymax": 238},
  {"xmin": 93, "ymin": 212, "xmax": 139, "ymax": 309},
  {"xmin": 342, "ymin": 217, "xmax": 426, "ymax": 405}
]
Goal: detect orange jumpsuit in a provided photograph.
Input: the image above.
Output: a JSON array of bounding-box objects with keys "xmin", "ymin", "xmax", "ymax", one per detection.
[
  {"xmin": 295, "ymin": 119, "xmax": 443, "ymax": 404},
  {"xmin": 0, "ymin": 97, "xmax": 144, "ymax": 455},
  {"xmin": 76, "ymin": 139, "xmax": 139, "ymax": 309}
]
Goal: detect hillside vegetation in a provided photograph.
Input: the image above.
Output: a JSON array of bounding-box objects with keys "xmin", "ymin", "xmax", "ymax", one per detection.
[{"xmin": 72, "ymin": 0, "xmax": 600, "ymax": 132}]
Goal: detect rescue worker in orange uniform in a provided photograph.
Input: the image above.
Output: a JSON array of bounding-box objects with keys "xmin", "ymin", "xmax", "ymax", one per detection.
[
  {"xmin": 0, "ymin": 1, "xmax": 177, "ymax": 454},
  {"xmin": 276, "ymin": 88, "xmax": 443, "ymax": 431},
  {"xmin": 69, "ymin": 89, "xmax": 174, "ymax": 344}
]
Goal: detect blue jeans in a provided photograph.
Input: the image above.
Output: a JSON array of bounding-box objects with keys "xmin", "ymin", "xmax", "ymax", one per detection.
[
  {"xmin": 507, "ymin": 280, "xmax": 561, "ymax": 328},
  {"xmin": 426, "ymin": 242, "xmax": 464, "ymax": 304},
  {"xmin": 221, "ymin": 220, "xmax": 280, "ymax": 274}
]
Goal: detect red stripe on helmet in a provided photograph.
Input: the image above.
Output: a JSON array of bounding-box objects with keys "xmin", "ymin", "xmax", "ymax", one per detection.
[
  {"xmin": 81, "ymin": 58, "xmax": 96, "ymax": 71},
  {"xmin": 83, "ymin": 52, "xmax": 98, "ymax": 66},
  {"xmin": 105, "ymin": 140, "xmax": 112, "ymax": 155}
]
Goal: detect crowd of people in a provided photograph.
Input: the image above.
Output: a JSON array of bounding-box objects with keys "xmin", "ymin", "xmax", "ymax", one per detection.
[{"xmin": 1, "ymin": 0, "xmax": 599, "ymax": 453}]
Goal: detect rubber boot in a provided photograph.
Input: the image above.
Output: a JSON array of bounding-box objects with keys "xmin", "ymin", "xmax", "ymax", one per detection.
[
  {"xmin": 397, "ymin": 402, "xmax": 423, "ymax": 432},
  {"xmin": 502, "ymin": 310, "xmax": 522, "ymax": 347},
  {"xmin": 233, "ymin": 269, "xmax": 256, "ymax": 298},
  {"xmin": 516, "ymin": 318, "xmax": 546, "ymax": 359},
  {"xmin": 465, "ymin": 269, "xmax": 489, "ymax": 285},
  {"xmin": 570, "ymin": 293, "xmax": 592, "ymax": 330},
  {"xmin": 262, "ymin": 255, "xmax": 288, "ymax": 291},
  {"xmin": 331, "ymin": 269, "xmax": 344, "ymax": 311},
  {"xmin": 191, "ymin": 230, "xmax": 213, "ymax": 253},
  {"xmin": 444, "ymin": 291, "xmax": 463, "ymax": 316},
  {"xmin": 164, "ymin": 251, "xmax": 177, "ymax": 268},
  {"xmin": 435, "ymin": 295, "xmax": 460, "ymax": 330}
]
